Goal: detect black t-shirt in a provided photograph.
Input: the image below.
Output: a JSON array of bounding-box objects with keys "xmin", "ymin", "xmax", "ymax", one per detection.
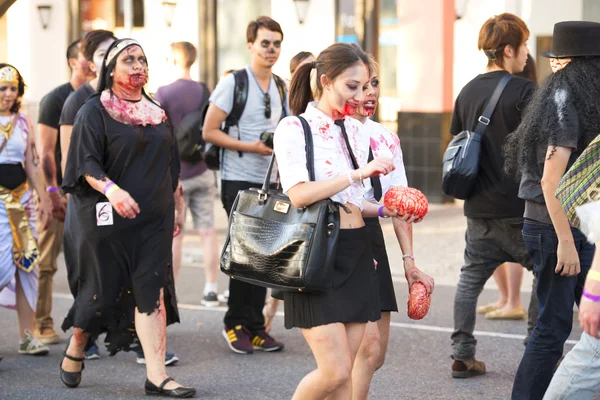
[
  {"xmin": 59, "ymin": 82, "xmax": 95, "ymax": 126},
  {"xmin": 38, "ymin": 82, "xmax": 74, "ymax": 184},
  {"xmin": 450, "ymin": 71, "xmax": 535, "ymax": 218}
]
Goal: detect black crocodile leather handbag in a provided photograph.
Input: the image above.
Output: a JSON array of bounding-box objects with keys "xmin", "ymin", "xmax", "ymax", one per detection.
[{"xmin": 220, "ymin": 116, "xmax": 340, "ymax": 291}]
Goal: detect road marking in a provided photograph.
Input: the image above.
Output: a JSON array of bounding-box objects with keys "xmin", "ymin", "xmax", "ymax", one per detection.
[{"xmin": 52, "ymin": 292, "xmax": 577, "ymax": 345}]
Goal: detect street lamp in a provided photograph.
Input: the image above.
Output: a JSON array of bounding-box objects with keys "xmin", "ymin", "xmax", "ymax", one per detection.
[
  {"xmin": 36, "ymin": 4, "xmax": 52, "ymax": 29},
  {"xmin": 293, "ymin": 0, "xmax": 310, "ymax": 24},
  {"xmin": 161, "ymin": 0, "xmax": 177, "ymax": 28}
]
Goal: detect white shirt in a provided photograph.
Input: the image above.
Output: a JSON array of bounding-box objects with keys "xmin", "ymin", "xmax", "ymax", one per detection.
[
  {"xmin": 0, "ymin": 114, "xmax": 28, "ymax": 165},
  {"xmin": 273, "ymin": 102, "xmax": 369, "ymax": 209},
  {"xmin": 363, "ymin": 118, "xmax": 408, "ymax": 203}
]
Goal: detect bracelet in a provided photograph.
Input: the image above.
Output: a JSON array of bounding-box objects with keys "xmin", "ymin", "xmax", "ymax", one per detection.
[
  {"xmin": 402, "ymin": 254, "xmax": 414, "ymax": 261},
  {"xmin": 587, "ymin": 270, "xmax": 600, "ymax": 282},
  {"xmin": 583, "ymin": 289, "xmax": 600, "ymax": 302},
  {"xmin": 103, "ymin": 181, "xmax": 116, "ymax": 195},
  {"xmin": 358, "ymin": 169, "xmax": 364, "ymax": 188},
  {"xmin": 46, "ymin": 186, "xmax": 59, "ymax": 193},
  {"xmin": 105, "ymin": 184, "xmax": 120, "ymax": 198},
  {"xmin": 378, "ymin": 206, "xmax": 390, "ymax": 218},
  {"xmin": 347, "ymin": 171, "xmax": 354, "ymax": 186}
]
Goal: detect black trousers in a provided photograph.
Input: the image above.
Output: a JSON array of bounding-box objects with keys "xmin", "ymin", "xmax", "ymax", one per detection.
[{"xmin": 221, "ymin": 180, "xmax": 267, "ymax": 331}]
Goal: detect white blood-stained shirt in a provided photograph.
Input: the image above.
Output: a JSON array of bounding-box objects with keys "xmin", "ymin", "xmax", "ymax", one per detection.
[
  {"xmin": 362, "ymin": 118, "xmax": 408, "ymax": 203},
  {"xmin": 273, "ymin": 102, "xmax": 369, "ymax": 210}
]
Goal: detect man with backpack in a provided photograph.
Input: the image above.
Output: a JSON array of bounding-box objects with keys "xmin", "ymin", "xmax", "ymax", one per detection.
[
  {"xmin": 203, "ymin": 16, "xmax": 287, "ymax": 354},
  {"xmin": 448, "ymin": 13, "xmax": 534, "ymax": 378},
  {"xmin": 155, "ymin": 41, "xmax": 217, "ymax": 298}
]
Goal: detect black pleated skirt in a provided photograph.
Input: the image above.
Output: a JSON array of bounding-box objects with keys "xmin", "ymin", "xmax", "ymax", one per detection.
[
  {"xmin": 365, "ymin": 217, "xmax": 398, "ymax": 312},
  {"xmin": 283, "ymin": 226, "xmax": 381, "ymax": 329}
]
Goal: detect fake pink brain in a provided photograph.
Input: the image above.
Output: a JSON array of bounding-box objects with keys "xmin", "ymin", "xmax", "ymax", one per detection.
[
  {"xmin": 407, "ymin": 282, "xmax": 431, "ymax": 320},
  {"xmin": 383, "ymin": 186, "xmax": 428, "ymax": 220}
]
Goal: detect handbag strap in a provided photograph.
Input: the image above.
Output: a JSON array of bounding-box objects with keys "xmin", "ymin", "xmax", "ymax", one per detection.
[
  {"xmin": 474, "ymin": 74, "xmax": 512, "ymax": 136},
  {"xmin": 259, "ymin": 115, "xmax": 316, "ymax": 193},
  {"xmin": 298, "ymin": 116, "xmax": 316, "ymax": 181}
]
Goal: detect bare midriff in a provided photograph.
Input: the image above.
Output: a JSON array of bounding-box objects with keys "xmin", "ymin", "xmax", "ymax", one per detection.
[{"xmin": 339, "ymin": 203, "xmax": 365, "ymax": 229}]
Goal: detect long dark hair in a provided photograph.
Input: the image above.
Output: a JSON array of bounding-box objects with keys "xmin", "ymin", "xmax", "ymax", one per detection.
[
  {"xmin": 289, "ymin": 43, "xmax": 371, "ymax": 116},
  {"xmin": 504, "ymin": 57, "xmax": 600, "ymax": 178},
  {"xmin": 0, "ymin": 63, "xmax": 26, "ymax": 114}
]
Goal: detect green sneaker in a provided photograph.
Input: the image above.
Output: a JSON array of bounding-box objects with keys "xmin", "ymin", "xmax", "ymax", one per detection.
[{"xmin": 19, "ymin": 330, "xmax": 49, "ymax": 356}]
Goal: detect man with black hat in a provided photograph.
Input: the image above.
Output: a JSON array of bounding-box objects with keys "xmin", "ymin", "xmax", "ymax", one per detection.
[{"xmin": 504, "ymin": 21, "xmax": 600, "ymax": 399}]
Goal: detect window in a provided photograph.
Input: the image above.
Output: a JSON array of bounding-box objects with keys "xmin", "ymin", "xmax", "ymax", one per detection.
[{"xmin": 115, "ymin": 0, "xmax": 144, "ymax": 27}]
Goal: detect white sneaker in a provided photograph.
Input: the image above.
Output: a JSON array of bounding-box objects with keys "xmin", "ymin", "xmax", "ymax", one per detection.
[
  {"xmin": 217, "ymin": 290, "xmax": 229, "ymax": 303},
  {"xmin": 19, "ymin": 330, "xmax": 50, "ymax": 356}
]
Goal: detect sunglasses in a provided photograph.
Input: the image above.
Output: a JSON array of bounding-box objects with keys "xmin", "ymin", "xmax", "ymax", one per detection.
[{"xmin": 264, "ymin": 92, "xmax": 271, "ymax": 119}]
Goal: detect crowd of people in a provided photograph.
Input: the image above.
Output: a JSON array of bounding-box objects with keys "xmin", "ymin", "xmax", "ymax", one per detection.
[{"xmin": 2, "ymin": 11, "xmax": 600, "ymax": 400}]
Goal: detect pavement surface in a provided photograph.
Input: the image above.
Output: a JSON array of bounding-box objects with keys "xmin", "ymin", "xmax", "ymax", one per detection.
[{"xmin": 0, "ymin": 200, "xmax": 587, "ymax": 400}]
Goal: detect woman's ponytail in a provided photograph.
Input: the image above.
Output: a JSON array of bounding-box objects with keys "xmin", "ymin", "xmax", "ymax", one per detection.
[{"xmin": 289, "ymin": 62, "xmax": 314, "ymax": 116}]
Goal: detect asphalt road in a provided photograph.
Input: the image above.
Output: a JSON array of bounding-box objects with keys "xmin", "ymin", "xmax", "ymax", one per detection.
[{"xmin": 0, "ymin": 202, "xmax": 587, "ymax": 399}]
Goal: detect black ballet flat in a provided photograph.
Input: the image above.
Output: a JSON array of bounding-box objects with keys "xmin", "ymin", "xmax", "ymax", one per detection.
[
  {"xmin": 60, "ymin": 352, "xmax": 85, "ymax": 388},
  {"xmin": 145, "ymin": 377, "xmax": 196, "ymax": 398}
]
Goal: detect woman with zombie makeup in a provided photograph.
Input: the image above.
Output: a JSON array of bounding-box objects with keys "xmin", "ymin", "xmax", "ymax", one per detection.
[
  {"xmin": 59, "ymin": 39, "xmax": 194, "ymax": 398},
  {"xmin": 504, "ymin": 21, "xmax": 600, "ymax": 399},
  {"xmin": 349, "ymin": 60, "xmax": 435, "ymax": 399},
  {"xmin": 0, "ymin": 64, "xmax": 53, "ymax": 358},
  {"xmin": 273, "ymin": 42, "xmax": 395, "ymax": 399}
]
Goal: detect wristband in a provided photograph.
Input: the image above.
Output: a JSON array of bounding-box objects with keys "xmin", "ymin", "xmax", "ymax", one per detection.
[
  {"xmin": 587, "ymin": 270, "xmax": 600, "ymax": 282},
  {"xmin": 46, "ymin": 186, "xmax": 59, "ymax": 193},
  {"xmin": 103, "ymin": 181, "xmax": 115, "ymax": 195},
  {"xmin": 402, "ymin": 254, "xmax": 414, "ymax": 261},
  {"xmin": 378, "ymin": 206, "xmax": 390, "ymax": 218},
  {"xmin": 583, "ymin": 290, "xmax": 600, "ymax": 302},
  {"xmin": 105, "ymin": 184, "xmax": 120, "ymax": 198}
]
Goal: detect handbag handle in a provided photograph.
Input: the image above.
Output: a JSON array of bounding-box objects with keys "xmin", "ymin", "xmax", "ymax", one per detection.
[{"xmin": 259, "ymin": 116, "xmax": 315, "ymax": 200}]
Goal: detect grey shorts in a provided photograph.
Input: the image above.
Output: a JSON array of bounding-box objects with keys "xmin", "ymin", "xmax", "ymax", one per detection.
[
  {"xmin": 465, "ymin": 217, "xmax": 534, "ymax": 270},
  {"xmin": 181, "ymin": 172, "xmax": 217, "ymax": 230}
]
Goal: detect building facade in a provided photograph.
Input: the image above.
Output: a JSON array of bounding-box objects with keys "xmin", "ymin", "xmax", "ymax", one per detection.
[{"xmin": 2, "ymin": 0, "xmax": 599, "ymax": 201}]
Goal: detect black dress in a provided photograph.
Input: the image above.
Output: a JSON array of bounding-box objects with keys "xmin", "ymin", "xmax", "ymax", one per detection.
[
  {"xmin": 61, "ymin": 95, "xmax": 180, "ymax": 354},
  {"xmin": 365, "ymin": 217, "xmax": 398, "ymax": 312}
]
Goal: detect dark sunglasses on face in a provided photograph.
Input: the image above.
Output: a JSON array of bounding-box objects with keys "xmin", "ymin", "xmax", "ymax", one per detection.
[{"xmin": 264, "ymin": 92, "xmax": 271, "ymax": 119}]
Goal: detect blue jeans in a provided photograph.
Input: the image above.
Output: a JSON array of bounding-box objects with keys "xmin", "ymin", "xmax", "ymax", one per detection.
[
  {"xmin": 512, "ymin": 221, "xmax": 595, "ymax": 400},
  {"xmin": 543, "ymin": 332, "xmax": 600, "ymax": 400}
]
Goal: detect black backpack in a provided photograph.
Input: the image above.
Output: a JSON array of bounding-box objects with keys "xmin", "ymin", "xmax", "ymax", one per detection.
[
  {"xmin": 174, "ymin": 83, "xmax": 211, "ymax": 164},
  {"xmin": 203, "ymin": 69, "xmax": 287, "ymax": 171}
]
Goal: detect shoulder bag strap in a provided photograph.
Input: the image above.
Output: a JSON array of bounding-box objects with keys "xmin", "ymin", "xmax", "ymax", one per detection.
[
  {"xmin": 298, "ymin": 116, "xmax": 315, "ymax": 181},
  {"xmin": 474, "ymin": 74, "xmax": 512, "ymax": 136}
]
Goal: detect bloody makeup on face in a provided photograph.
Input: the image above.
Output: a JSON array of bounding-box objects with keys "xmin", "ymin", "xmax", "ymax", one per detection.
[
  {"xmin": 113, "ymin": 45, "xmax": 149, "ymax": 94},
  {"xmin": 358, "ymin": 75, "xmax": 380, "ymax": 117},
  {"xmin": 0, "ymin": 82, "xmax": 18, "ymax": 113},
  {"xmin": 328, "ymin": 62, "xmax": 369, "ymax": 118}
]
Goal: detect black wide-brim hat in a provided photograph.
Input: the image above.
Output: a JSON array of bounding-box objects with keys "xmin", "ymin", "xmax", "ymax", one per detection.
[{"xmin": 542, "ymin": 21, "xmax": 600, "ymax": 58}]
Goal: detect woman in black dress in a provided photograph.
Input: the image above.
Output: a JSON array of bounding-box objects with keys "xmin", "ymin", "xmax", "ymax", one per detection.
[{"xmin": 59, "ymin": 39, "xmax": 194, "ymax": 398}]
